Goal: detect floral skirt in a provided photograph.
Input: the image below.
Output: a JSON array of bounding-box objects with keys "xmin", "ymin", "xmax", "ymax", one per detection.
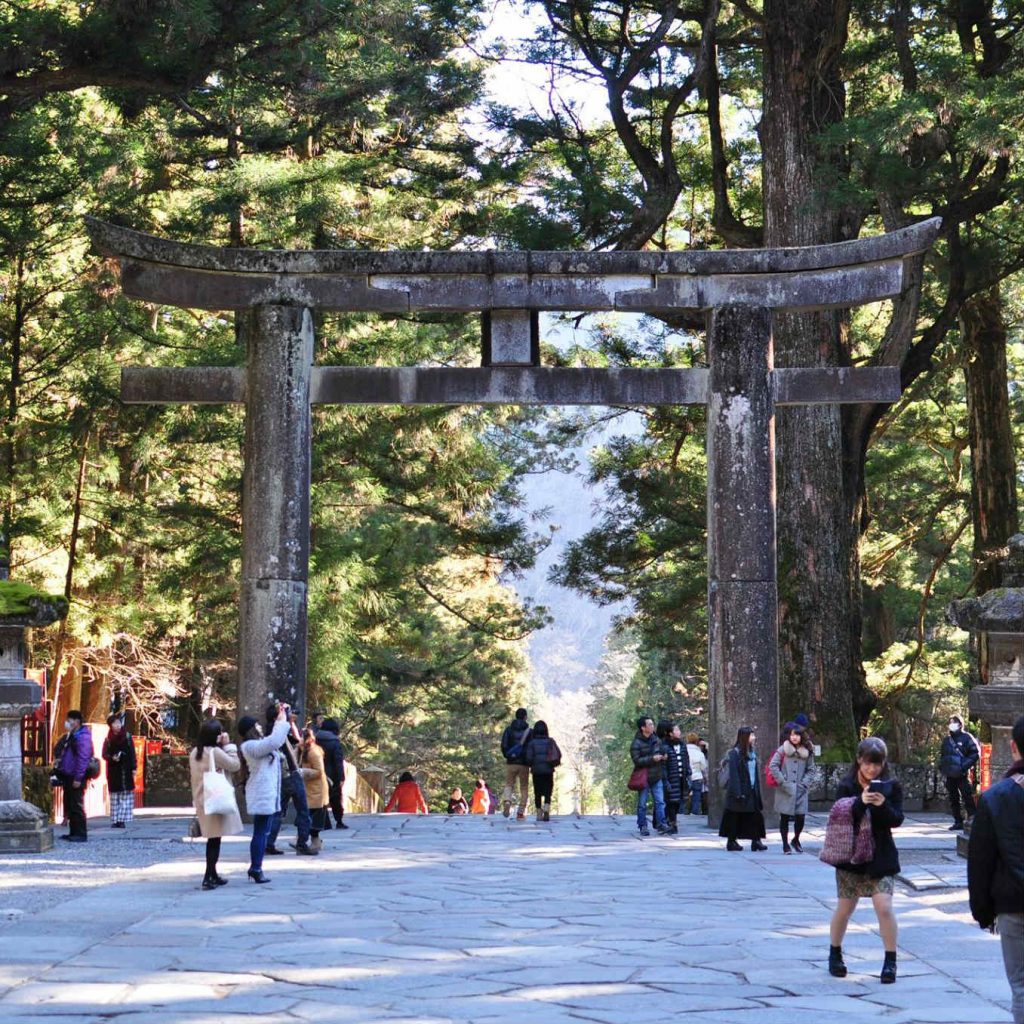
[{"xmin": 836, "ymin": 868, "xmax": 895, "ymax": 899}]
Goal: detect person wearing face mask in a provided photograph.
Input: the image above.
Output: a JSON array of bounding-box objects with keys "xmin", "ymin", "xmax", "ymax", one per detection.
[
  {"xmin": 55, "ymin": 710, "xmax": 93, "ymax": 842},
  {"xmin": 101, "ymin": 714, "xmax": 137, "ymax": 829},
  {"xmin": 939, "ymin": 714, "xmax": 980, "ymax": 831},
  {"xmin": 238, "ymin": 704, "xmax": 291, "ymax": 883}
]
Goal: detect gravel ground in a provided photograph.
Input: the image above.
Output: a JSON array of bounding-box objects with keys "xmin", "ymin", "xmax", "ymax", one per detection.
[{"xmin": 0, "ymin": 810, "xmax": 198, "ymax": 919}]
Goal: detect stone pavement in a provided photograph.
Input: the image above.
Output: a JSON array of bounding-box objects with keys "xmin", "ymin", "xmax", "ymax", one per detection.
[{"xmin": 0, "ymin": 809, "xmax": 1014, "ymax": 1024}]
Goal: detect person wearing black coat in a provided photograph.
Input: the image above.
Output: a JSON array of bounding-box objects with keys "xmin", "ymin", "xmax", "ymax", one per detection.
[
  {"xmin": 630, "ymin": 716, "xmax": 667, "ymax": 836},
  {"xmin": 659, "ymin": 721, "xmax": 691, "ymax": 834},
  {"xmin": 968, "ymin": 715, "xmax": 1024, "ymax": 1024},
  {"xmin": 316, "ymin": 718, "xmax": 348, "ymax": 830},
  {"xmin": 524, "ymin": 720, "xmax": 561, "ymax": 822},
  {"xmin": 717, "ymin": 726, "xmax": 766, "ymax": 851},
  {"xmin": 939, "ymin": 714, "xmax": 980, "ymax": 830},
  {"xmin": 827, "ymin": 736, "xmax": 905, "ymax": 985},
  {"xmin": 101, "ymin": 714, "xmax": 137, "ymax": 829}
]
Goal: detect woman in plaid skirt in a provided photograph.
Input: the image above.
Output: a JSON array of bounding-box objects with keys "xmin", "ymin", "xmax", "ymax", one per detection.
[{"xmin": 102, "ymin": 714, "xmax": 137, "ymax": 828}]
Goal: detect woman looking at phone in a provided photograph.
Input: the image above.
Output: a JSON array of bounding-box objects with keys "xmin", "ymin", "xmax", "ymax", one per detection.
[{"xmin": 828, "ymin": 736, "xmax": 904, "ymax": 984}]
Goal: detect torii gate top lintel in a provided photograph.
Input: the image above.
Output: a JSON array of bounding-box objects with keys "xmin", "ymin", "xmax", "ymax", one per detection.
[{"xmin": 85, "ymin": 216, "xmax": 941, "ymax": 314}]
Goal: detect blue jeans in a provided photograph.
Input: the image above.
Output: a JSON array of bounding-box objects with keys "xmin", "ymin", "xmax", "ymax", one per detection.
[
  {"xmin": 636, "ymin": 778, "xmax": 666, "ymax": 830},
  {"xmin": 268, "ymin": 772, "xmax": 311, "ymax": 848},
  {"xmin": 250, "ymin": 813, "xmax": 273, "ymax": 872},
  {"xmin": 689, "ymin": 779, "xmax": 704, "ymax": 815}
]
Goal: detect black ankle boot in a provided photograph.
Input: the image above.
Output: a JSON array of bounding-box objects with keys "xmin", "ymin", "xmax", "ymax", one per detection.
[
  {"xmin": 881, "ymin": 952, "xmax": 897, "ymax": 984},
  {"xmin": 829, "ymin": 945, "xmax": 848, "ymax": 978}
]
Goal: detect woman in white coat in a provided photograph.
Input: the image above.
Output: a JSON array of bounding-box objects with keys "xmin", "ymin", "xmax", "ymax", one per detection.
[{"xmin": 238, "ymin": 704, "xmax": 291, "ymax": 883}]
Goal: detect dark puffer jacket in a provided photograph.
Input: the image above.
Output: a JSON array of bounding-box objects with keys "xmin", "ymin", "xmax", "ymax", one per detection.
[
  {"xmin": 834, "ymin": 774, "xmax": 904, "ymax": 878},
  {"xmin": 968, "ymin": 763, "xmax": 1024, "ymax": 928},
  {"xmin": 501, "ymin": 719, "xmax": 532, "ymax": 765},
  {"xmin": 725, "ymin": 746, "xmax": 763, "ymax": 814},
  {"xmin": 315, "ymin": 728, "xmax": 345, "ymax": 785},
  {"xmin": 938, "ymin": 731, "xmax": 979, "ymax": 779},
  {"xmin": 662, "ymin": 741, "xmax": 691, "ymax": 801},
  {"xmin": 630, "ymin": 731, "xmax": 664, "ymax": 783}
]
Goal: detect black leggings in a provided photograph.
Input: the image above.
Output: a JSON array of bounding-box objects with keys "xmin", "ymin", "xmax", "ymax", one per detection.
[
  {"xmin": 205, "ymin": 837, "xmax": 222, "ymax": 878},
  {"xmin": 779, "ymin": 813, "xmax": 805, "ymax": 844},
  {"xmin": 533, "ymin": 773, "xmax": 553, "ymax": 807}
]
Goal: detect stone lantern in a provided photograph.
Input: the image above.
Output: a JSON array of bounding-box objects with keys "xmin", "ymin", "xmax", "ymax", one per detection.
[
  {"xmin": 0, "ymin": 574, "xmax": 69, "ymax": 852},
  {"xmin": 947, "ymin": 533, "xmax": 1024, "ymax": 785}
]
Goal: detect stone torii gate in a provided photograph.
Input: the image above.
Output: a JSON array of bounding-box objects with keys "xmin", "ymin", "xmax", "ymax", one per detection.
[{"xmin": 86, "ymin": 216, "xmax": 939, "ymax": 817}]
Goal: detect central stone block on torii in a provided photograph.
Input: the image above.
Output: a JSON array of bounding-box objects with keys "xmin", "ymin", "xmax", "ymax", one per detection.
[{"xmin": 86, "ymin": 216, "xmax": 940, "ymax": 823}]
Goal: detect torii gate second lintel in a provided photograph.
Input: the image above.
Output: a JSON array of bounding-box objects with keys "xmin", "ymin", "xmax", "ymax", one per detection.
[{"xmin": 87, "ymin": 217, "xmax": 940, "ymax": 821}]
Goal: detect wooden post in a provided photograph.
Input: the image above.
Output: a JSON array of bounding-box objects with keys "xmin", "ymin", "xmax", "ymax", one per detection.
[
  {"xmin": 706, "ymin": 305, "xmax": 779, "ymax": 827},
  {"xmin": 237, "ymin": 305, "xmax": 313, "ymax": 722}
]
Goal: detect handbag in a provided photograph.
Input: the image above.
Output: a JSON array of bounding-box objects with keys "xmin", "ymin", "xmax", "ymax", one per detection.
[
  {"xmin": 202, "ymin": 749, "xmax": 238, "ymax": 817},
  {"xmin": 627, "ymin": 765, "xmax": 649, "ymax": 791},
  {"xmin": 765, "ymin": 750, "xmax": 785, "ymax": 788}
]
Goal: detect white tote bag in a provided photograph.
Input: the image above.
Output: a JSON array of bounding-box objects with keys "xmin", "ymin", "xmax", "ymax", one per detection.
[{"xmin": 202, "ymin": 748, "xmax": 238, "ymax": 817}]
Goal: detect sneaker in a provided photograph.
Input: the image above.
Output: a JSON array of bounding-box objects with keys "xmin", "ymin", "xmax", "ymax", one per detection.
[
  {"xmin": 337, "ymin": 822, "xmax": 350, "ymax": 830},
  {"xmin": 516, "ymin": 812, "xmax": 526, "ymax": 820},
  {"xmin": 295, "ymin": 844, "xmax": 319, "ymax": 856},
  {"xmin": 265, "ymin": 846, "xmax": 285, "ymax": 855},
  {"xmin": 502, "ymin": 800, "xmax": 511, "ymax": 818},
  {"xmin": 65, "ymin": 835, "xmax": 86, "ymax": 843},
  {"xmin": 655, "ymin": 823, "xmax": 672, "ymax": 834},
  {"xmin": 639, "ymin": 826, "xmax": 650, "ymax": 837}
]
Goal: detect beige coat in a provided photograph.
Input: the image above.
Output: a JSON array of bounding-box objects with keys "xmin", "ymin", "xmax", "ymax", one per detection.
[
  {"xmin": 189, "ymin": 744, "xmax": 243, "ymax": 838},
  {"xmin": 301, "ymin": 742, "xmax": 330, "ymax": 809}
]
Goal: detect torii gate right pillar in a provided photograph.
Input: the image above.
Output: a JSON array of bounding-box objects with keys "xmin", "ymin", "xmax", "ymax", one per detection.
[{"xmin": 707, "ymin": 305, "xmax": 778, "ymax": 826}]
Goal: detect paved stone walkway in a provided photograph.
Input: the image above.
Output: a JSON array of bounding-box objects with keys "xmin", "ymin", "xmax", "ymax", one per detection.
[{"xmin": 0, "ymin": 810, "xmax": 1014, "ymax": 1023}]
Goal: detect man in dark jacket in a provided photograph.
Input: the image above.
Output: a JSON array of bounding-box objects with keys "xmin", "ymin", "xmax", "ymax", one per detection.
[
  {"xmin": 630, "ymin": 716, "xmax": 667, "ymax": 836},
  {"xmin": 939, "ymin": 714, "xmax": 980, "ymax": 830},
  {"xmin": 316, "ymin": 718, "xmax": 348, "ymax": 830},
  {"xmin": 56, "ymin": 710, "xmax": 92, "ymax": 842},
  {"xmin": 968, "ymin": 715, "xmax": 1024, "ymax": 1024},
  {"xmin": 265, "ymin": 705, "xmax": 316, "ymax": 856},
  {"xmin": 500, "ymin": 708, "xmax": 532, "ymax": 820}
]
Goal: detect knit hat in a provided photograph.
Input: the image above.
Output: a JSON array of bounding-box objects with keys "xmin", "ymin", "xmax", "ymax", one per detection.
[
  {"xmin": 794, "ymin": 713, "xmax": 810, "ymax": 728},
  {"xmin": 237, "ymin": 715, "xmax": 259, "ymax": 739}
]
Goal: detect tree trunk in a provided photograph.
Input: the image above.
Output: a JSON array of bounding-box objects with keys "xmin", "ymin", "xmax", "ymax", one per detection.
[
  {"xmin": 762, "ymin": 0, "xmax": 867, "ymax": 754},
  {"xmin": 961, "ymin": 286, "xmax": 1020, "ymax": 592}
]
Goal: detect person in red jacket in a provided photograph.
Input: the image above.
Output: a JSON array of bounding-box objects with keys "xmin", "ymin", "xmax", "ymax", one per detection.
[{"xmin": 384, "ymin": 772, "xmax": 429, "ymax": 814}]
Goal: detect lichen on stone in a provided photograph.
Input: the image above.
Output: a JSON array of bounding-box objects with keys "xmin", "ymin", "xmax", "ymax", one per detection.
[{"xmin": 0, "ymin": 581, "xmax": 69, "ymax": 620}]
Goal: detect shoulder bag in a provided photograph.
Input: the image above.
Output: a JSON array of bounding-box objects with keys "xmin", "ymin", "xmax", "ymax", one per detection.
[{"xmin": 202, "ymin": 748, "xmax": 239, "ymax": 817}]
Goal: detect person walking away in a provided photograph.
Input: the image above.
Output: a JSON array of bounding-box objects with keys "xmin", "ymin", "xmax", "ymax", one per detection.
[
  {"xmin": 447, "ymin": 787, "xmax": 469, "ymax": 814},
  {"xmin": 500, "ymin": 708, "xmax": 532, "ymax": 820},
  {"xmin": 189, "ymin": 718, "xmax": 242, "ymax": 889},
  {"xmin": 265, "ymin": 705, "xmax": 316, "ymax": 856},
  {"xmin": 470, "ymin": 779, "xmax": 491, "ymax": 814},
  {"xmin": 685, "ymin": 732, "xmax": 707, "ymax": 816},
  {"xmin": 299, "ymin": 727, "xmax": 331, "ymax": 851},
  {"xmin": 718, "ymin": 726, "xmax": 767, "ymax": 852},
  {"xmin": 238, "ymin": 705, "xmax": 291, "ymax": 883},
  {"xmin": 316, "ymin": 717, "xmax": 348, "ymax": 830},
  {"xmin": 56, "ymin": 710, "xmax": 93, "ymax": 843},
  {"xmin": 631, "ymin": 716, "xmax": 667, "ymax": 837},
  {"xmin": 939, "ymin": 714, "xmax": 980, "ymax": 831},
  {"xmin": 102, "ymin": 714, "xmax": 137, "ymax": 829},
  {"xmin": 524, "ymin": 720, "xmax": 561, "ymax": 821},
  {"xmin": 769, "ymin": 723, "xmax": 814, "ymax": 853},
  {"xmin": 384, "ymin": 771, "xmax": 429, "ymax": 814},
  {"xmin": 968, "ymin": 714, "xmax": 1024, "ymax": 1024},
  {"xmin": 660, "ymin": 721, "xmax": 691, "ymax": 834},
  {"xmin": 827, "ymin": 736, "xmax": 904, "ymax": 984}
]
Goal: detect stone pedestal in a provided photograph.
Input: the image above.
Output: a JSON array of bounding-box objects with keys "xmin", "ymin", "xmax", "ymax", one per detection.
[{"xmin": 0, "ymin": 799, "xmax": 53, "ymax": 852}]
